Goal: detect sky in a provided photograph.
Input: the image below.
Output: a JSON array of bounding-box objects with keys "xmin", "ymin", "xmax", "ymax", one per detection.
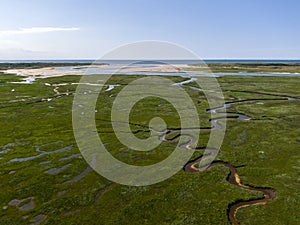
[{"xmin": 0, "ymin": 0, "xmax": 299, "ymax": 59}]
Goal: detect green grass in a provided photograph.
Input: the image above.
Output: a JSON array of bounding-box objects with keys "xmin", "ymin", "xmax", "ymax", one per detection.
[
  {"xmin": 184, "ymin": 62, "xmax": 300, "ymax": 73},
  {"xmin": 0, "ymin": 72, "xmax": 299, "ymax": 224}
]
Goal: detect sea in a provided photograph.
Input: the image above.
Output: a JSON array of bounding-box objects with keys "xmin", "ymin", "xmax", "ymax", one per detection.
[{"xmin": 1, "ymin": 59, "xmax": 300, "ymax": 64}]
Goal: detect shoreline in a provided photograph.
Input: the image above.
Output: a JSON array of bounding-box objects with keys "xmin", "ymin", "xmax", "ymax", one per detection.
[{"xmin": 2, "ymin": 64, "xmax": 300, "ymax": 80}]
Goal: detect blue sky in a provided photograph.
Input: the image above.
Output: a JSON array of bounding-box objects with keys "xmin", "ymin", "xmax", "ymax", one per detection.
[{"xmin": 0, "ymin": 0, "xmax": 299, "ymax": 59}]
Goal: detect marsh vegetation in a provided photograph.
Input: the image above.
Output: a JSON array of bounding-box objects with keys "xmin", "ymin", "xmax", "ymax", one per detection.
[{"xmin": 0, "ymin": 68, "xmax": 299, "ymax": 224}]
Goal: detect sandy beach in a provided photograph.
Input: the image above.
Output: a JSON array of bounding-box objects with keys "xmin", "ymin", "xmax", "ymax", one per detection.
[{"xmin": 1, "ymin": 64, "xmax": 191, "ymax": 79}]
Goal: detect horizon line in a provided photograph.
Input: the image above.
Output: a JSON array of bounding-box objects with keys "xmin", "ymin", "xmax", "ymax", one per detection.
[{"xmin": 1, "ymin": 58, "xmax": 300, "ymax": 61}]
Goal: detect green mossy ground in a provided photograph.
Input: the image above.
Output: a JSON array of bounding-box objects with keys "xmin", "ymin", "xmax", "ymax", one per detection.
[
  {"xmin": 186, "ymin": 62, "xmax": 300, "ymax": 73},
  {"xmin": 0, "ymin": 72, "xmax": 299, "ymax": 224}
]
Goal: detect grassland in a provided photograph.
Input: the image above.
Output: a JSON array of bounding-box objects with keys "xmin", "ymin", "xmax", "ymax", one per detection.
[
  {"xmin": 186, "ymin": 62, "xmax": 300, "ymax": 73},
  {"xmin": 0, "ymin": 63, "xmax": 94, "ymax": 70},
  {"xmin": 0, "ymin": 69, "xmax": 299, "ymax": 224}
]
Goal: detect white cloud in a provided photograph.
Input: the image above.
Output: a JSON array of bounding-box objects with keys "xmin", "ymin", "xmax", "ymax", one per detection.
[{"xmin": 0, "ymin": 27, "xmax": 80, "ymax": 36}]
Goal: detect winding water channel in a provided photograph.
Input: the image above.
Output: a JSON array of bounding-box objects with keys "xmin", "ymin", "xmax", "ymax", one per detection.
[
  {"xmin": 157, "ymin": 98, "xmax": 287, "ymax": 224},
  {"xmin": 4, "ymin": 73, "xmax": 297, "ymax": 223}
]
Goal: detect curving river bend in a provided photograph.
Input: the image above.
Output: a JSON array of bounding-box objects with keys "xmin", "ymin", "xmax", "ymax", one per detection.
[{"xmin": 158, "ymin": 98, "xmax": 280, "ymax": 225}]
